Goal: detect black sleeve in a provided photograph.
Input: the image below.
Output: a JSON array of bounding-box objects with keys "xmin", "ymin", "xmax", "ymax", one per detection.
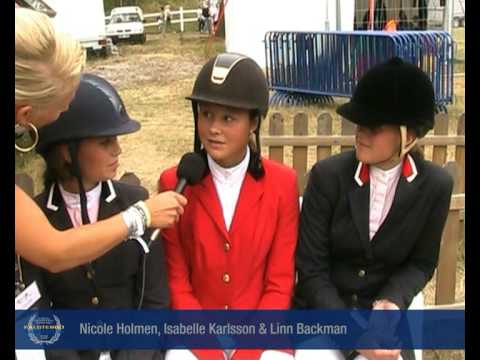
[
  {"xmin": 295, "ymin": 163, "xmax": 348, "ymax": 309},
  {"xmin": 376, "ymin": 170, "xmax": 454, "ymax": 308}
]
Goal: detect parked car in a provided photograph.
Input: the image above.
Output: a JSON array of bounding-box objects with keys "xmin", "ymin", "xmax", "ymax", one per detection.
[{"xmin": 106, "ymin": 6, "xmax": 146, "ymax": 44}]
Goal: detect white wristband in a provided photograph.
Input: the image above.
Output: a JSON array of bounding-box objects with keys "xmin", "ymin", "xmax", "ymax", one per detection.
[{"xmin": 121, "ymin": 204, "xmax": 146, "ymax": 239}]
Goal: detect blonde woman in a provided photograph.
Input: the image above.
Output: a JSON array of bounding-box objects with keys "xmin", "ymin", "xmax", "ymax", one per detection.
[{"xmin": 15, "ymin": 8, "xmax": 186, "ymax": 274}]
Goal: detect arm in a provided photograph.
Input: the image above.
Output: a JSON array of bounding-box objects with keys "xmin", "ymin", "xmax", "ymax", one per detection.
[
  {"xmin": 233, "ymin": 172, "xmax": 299, "ymax": 360},
  {"xmin": 375, "ymin": 174, "xmax": 454, "ymax": 308},
  {"xmin": 15, "ymin": 185, "xmax": 186, "ymax": 273},
  {"xmin": 257, "ymin": 172, "xmax": 299, "ymax": 310},
  {"xmin": 158, "ymin": 174, "xmax": 203, "ymax": 310},
  {"xmin": 295, "ymin": 165, "xmax": 348, "ymax": 309},
  {"xmin": 16, "ymin": 185, "xmax": 128, "ymax": 273}
]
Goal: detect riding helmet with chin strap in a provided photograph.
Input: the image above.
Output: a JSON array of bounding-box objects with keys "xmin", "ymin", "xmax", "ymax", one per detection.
[
  {"xmin": 186, "ymin": 52, "xmax": 270, "ymax": 178},
  {"xmin": 37, "ymin": 73, "xmax": 140, "ymax": 225}
]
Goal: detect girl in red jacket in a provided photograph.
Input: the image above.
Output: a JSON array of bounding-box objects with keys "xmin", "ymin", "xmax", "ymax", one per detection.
[{"xmin": 158, "ymin": 53, "xmax": 300, "ymax": 360}]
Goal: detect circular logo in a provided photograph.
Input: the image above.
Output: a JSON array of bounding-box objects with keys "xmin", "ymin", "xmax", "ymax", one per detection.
[{"xmin": 24, "ymin": 314, "xmax": 63, "ymax": 345}]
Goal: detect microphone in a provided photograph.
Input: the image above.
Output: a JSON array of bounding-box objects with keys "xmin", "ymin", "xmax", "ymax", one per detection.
[
  {"xmin": 151, "ymin": 152, "xmax": 207, "ymax": 242},
  {"xmin": 174, "ymin": 152, "xmax": 207, "ymax": 193}
]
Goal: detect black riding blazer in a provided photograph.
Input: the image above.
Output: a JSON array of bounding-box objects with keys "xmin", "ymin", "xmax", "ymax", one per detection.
[
  {"xmin": 21, "ymin": 180, "xmax": 169, "ymax": 360},
  {"xmin": 294, "ymin": 150, "xmax": 453, "ymax": 310}
]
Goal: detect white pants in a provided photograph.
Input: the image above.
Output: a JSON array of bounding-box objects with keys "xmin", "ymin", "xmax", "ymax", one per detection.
[
  {"xmin": 295, "ymin": 349, "xmax": 403, "ymax": 360},
  {"xmin": 165, "ymin": 349, "xmax": 294, "ymax": 360},
  {"xmin": 14, "ymin": 350, "xmax": 113, "ymax": 360},
  {"xmin": 295, "ymin": 292, "xmax": 425, "ymax": 360},
  {"xmin": 15, "ymin": 350, "xmax": 46, "ymax": 360}
]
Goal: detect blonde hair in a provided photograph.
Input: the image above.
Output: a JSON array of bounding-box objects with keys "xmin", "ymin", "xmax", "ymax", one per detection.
[{"xmin": 15, "ymin": 8, "xmax": 86, "ymax": 107}]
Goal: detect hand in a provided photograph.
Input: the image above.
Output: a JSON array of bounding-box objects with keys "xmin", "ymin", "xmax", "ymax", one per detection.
[
  {"xmin": 145, "ymin": 191, "xmax": 187, "ymax": 228},
  {"xmin": 372, "ymin": 300, "xmax": 400, "ymax": 310},
  {"xmin": 355, "ymin": 300, "xmax": 402, "ymax": 360},
  {"xmin": 371, "ymin": 299, "xmax": 402, "ymax": 332},
  {"xmin": 355, "ymin": 348, "xmax": 401, "ymax": 360}
]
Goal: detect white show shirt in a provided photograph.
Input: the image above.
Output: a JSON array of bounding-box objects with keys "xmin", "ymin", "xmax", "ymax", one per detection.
[
  {"xmin": 207, "ymin": 147, "xmax": 250, "ymax": 231},
  {"xmin": 369, "ymin": 162, "xmax": 402, "ymax": 240}
]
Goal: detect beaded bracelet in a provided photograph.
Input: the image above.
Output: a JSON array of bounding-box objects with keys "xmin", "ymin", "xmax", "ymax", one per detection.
[
  {"xmin": 132, "ymin": 200, "xmax": 151, "ymax": 227},
  {"xmin": 121, "ymin": 201, "xmax": 150, "ymax": 239}
]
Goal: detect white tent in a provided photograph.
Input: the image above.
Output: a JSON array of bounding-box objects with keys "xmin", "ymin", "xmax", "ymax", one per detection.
[{"xmin": 224, "ymin": 0, "xmax": 355, "ymax": 69}]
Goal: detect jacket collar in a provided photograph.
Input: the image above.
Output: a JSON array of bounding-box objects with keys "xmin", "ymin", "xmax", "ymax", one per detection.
[
  {"xmin": 354, "ymin": 153, "xmax": 418, "ymax": 187},
  {"xmin": 46, "ymin": 180, "xmax": 117, "ymax": 212}
]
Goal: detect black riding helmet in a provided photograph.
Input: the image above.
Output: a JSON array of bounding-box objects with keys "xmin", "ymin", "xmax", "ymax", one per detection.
[
  {"xmin": 37, "ymin": 73, "xmax": 140, "ymax": 154},
  {"xmin": 37, "ymin": 73, "xmax": 140, "ymax": 225},
  {"xmin": 336, "ymin": 57, "xmax": 435, "ymax": 138},
  {"xmin": 187, "ymin": 53, "xmax": 269, "ymax": 178}
]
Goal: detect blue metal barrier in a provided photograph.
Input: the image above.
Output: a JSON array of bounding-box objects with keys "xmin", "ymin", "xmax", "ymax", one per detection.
[{"xmin": 265, "ymin": 31, "xmax": 454, "ymax": 111}]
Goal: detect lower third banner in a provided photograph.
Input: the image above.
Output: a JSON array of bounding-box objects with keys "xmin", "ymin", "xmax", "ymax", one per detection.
[{"xmin": 15, "ymin": 310, "xmax": 464, "ymax": 350}]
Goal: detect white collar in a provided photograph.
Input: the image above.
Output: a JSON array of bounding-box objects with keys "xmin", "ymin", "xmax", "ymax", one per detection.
[
  {"xmin": 370, "ymin": 161, "xmax": 403, "ymax": 180},
  {"xmin": 58, "ymin": 182, "xmax": 102, "ymax": 209},
  {"xmin": 207, "ymin": 146, "xmax": 250, "ymax": 185},
  {"xmin": 354, "ymin": 154, "xmax": 419, "ymax": 186},
  {"xmin": 46, "ymin": 180, "xmax": 117, "ymax": 211}
]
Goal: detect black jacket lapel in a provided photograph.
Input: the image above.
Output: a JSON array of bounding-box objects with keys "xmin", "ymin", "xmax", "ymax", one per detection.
[
  {"xmin": 348, "ymin": 182, "xmax": 373, "ymax": 260},
  {"xmin": 98, "ymin": 182, "xmax": 120, "ymax": 221},
  {"xmin": 40, "ymin": 184, "xmax": 74, "ymax": 231}
]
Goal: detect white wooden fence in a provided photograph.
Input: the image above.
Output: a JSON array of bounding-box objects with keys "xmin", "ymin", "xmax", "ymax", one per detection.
[{"xmin": 105, "ymin": 7, "xmax": 200, "ymax": 33}]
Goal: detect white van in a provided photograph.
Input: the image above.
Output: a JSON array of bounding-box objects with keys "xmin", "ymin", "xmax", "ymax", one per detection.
[
  {"xmin": 106, "ymin": 6, "xmax": 146, "ymax": 44},
  {"xmin": 44, "ymin": 0, "xmax": 108, "ymax": 56}
]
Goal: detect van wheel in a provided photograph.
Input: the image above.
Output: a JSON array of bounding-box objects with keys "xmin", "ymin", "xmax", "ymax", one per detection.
[{"xmin": 139, "ymin": 33, "xmax": 147, "ymax": 44}]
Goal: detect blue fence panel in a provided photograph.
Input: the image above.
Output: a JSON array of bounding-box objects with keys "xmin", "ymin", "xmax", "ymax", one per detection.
[{"xmin": 264, "ymin": 31, "xmax": 454, "ymax": 108}]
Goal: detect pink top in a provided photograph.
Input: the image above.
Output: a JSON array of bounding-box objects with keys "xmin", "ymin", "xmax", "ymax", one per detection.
[
  {"xmin": 369, "ymin": 163, "xmax": 402, "ymax": 240},
  {"xmin": 58, "ymin": 183, "xmax": 102, "ymax": 227}
]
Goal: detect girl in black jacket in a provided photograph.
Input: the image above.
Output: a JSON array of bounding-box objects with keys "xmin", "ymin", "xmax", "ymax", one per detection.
[
  {"xmin": 21, "ymin": 74, "xmax": 169, "ymax": 360},
  {"xmin": 294, "ymin": 58, "xmax": 453, "ymax": 360}
]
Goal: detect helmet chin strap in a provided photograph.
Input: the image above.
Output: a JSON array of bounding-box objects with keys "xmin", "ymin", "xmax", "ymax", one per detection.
[
  {"xmin": 67, "ymin": 142, "xmax": 91, "ymax": 225},
  {"xmin": 399, "ymin": 125, "xmax": 417, "ymax": 158}
]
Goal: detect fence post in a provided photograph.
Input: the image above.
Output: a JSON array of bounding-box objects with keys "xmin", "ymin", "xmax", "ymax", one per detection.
[
  {"xmin": 268, "ymin": 113, "xmax": 285, "ymax": 164},
  {"xmin": 317, "ymin": 112, "xmax": 333, "ymax": 162},
  {"xmin": 340, "ymin": 115, "xmax": 356, "ymax": 153},
  {"xmin": 435, "ymin": 161, "xmax": 461, "ymax": 305},
  {"xmin": 432, "ymin": 113, "xmax": 449, "ymax": 166},
  {"xmin": 180, "ymin": 7, "xmax": 184, "ymax": 32},
  {"xmin": 455, "ymin": 113, "xmax": 465, "ymax": 194},
  {"xmin": 293, "ymin": 113, "xmax": 309, "ymax": 194}
]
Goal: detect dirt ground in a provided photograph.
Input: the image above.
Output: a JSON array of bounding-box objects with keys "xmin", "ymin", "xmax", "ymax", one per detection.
[{"xmin": 83, "ymin": 33, "xmax": 224, "ymax": 192}]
